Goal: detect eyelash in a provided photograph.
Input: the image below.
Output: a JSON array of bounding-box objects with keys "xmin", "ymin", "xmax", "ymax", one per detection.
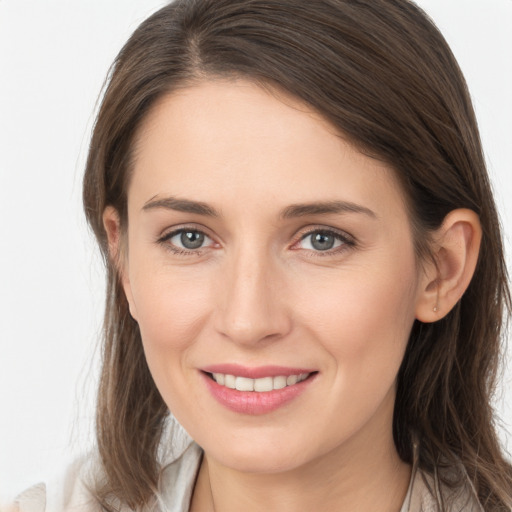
[
  {"xmin": 157, "ymin": 227, "xmax": 215, "ymax": 256},
  {"xmin": 293, "ymin": 228, "xmax": 355, "ymax": 257},
  {"xmin": 157, "ymin": 226, "xmax": 356, "ymax": 258}
]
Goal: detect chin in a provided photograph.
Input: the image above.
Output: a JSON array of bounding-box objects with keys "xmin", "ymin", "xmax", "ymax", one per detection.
[
  {"xmin": 200, "ymin": 427, "xmax": 324, "ymax": 474},
  {"xmin": 215, "ymin": 448, "xmax": 305, "ymax": 474}
]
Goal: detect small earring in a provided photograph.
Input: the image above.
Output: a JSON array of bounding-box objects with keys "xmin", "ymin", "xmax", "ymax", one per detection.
[{"xmin": 433, "ymin": 306, "xmax": 438, "ymax": 313}]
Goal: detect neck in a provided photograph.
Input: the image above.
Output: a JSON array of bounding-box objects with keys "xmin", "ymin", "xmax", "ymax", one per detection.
[{"xmin": 190, "ymin": 395, "xmax": 411, "ymax": 512}]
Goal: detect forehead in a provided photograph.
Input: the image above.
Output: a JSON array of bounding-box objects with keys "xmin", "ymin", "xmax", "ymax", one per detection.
[{"xmin": 129, "ymin": 79, "xmax": 407, "ymax": 220}]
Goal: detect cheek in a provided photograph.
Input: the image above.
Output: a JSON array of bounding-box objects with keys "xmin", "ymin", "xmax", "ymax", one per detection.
[
  {"xmin": 290, "ymin": 257, "xmax": 419, "ymax": 447},
  {"xmin": 299, "ymin": 255, "xmax": 418, "ymax": 373},
  {"xmin": 128, "ymin": 266, "xmax": 216, "ymax": 419},
  {"xmin": 128, "ymin": 261, "xmax": 213, "ymax": 356}
]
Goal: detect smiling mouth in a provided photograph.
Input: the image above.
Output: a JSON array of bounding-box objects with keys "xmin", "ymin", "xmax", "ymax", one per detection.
[{"xmin": 205, "ymin": 372, "xmax": 315, "ymax": 392}]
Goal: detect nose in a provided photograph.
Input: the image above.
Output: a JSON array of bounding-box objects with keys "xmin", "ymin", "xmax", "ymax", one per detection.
[{"xmin": 213, "ymin": 247, "xmax": 292, "ymax": 346}]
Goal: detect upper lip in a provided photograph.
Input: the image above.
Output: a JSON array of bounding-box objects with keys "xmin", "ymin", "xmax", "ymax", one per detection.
[{"xmin": 200, "ymin": 364, "xmax": 316, "ymax": 379}]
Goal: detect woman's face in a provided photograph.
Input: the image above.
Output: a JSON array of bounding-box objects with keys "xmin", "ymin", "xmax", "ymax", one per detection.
[{"xmin": 118, "ymin": 79, "xmax": 427, "ymax": 473}]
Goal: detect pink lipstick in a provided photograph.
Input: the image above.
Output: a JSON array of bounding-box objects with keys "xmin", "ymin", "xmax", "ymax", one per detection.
[{"xmin": 200, "ymin": 364, "xmax": 317, "ymax": 415}]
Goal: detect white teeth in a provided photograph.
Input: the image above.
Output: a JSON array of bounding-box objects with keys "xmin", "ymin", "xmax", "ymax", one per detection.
[
  {"xmin": 211, "ymin": 372, "xmax": 311, "ymax": 391},
  {"xmin": 286, "ymin": 374, "xmax": 298, "ymax": 386},
  {"xmin": 273, "ymin": 376, "xmax": 287, "ymax": 389},
  {"xmin": 235, "ymin": 376, "xmax": 254, "ymax": 391},
  {"xmin": 213, "ymin": 373, "xmax": 225, "ymax": 386},
  {"xmin": 224, "ymin": 374, "xmax": 236, "ymax": 389},
  {"xmin": 254, "ymin": 376, "xmax": 273, "ymax": 392}
]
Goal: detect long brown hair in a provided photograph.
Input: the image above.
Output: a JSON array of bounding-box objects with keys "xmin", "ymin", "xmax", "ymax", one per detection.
[{"xmin": 83, "ymin": 0, "xmax": 512, "ymax": 509}]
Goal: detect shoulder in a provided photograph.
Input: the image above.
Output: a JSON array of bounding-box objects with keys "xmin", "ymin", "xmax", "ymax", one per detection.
[
  {"xmin": 406, "ymin": 464, "xmax": 484, "ymax": 512},
  {"xmin": 11, "ymin": 483, "xmax": 46, "ymax": 512},
  {"xmin": 12, "ymin": 424, "xmax": 202, "ymax": 512},
  {"xmin": 402, "ymin": 439, "xmax": 484, "ymax": 512},
  {"xmin": 13, "ymin": 454, "xmax": 103, "ymax": 512}
]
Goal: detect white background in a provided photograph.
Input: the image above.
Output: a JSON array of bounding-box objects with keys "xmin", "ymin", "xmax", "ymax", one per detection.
[{"xmin": 0, "ymin": 0, "xmax": 511, "ymax": 503}]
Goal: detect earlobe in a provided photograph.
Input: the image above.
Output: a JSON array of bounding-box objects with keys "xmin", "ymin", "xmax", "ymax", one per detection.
[
  {"xmin": 102, "ymin": 207, "xmax": 138, "ymax": 321},
  {"xmin": 415, "ymin": 209, "xmax": 482, "ymax": 323}
]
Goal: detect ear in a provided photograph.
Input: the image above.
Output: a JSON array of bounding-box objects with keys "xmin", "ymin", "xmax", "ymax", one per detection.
[
  {"xmin": 415, "ymin": 209, "xmax": 482, "ymax": 323},
  {"xmin": 102, "ymin": 206, "xmax": 138, "ymax": 321}
]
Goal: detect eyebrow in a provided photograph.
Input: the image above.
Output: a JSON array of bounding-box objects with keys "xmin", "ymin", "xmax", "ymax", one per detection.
[
  {"xmin": 143, "ymin": 196, "xmax": 220, "ymax": 217},
  {"xmin": 279, "ymin": 200, "xmax": 377, "ymax": 220},
  {"xmin": 142, "ymin": 195, "xmax": 376, "ymax": 219}
]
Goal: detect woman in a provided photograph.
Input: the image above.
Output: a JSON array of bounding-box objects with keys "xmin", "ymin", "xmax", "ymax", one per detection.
[{"xmin": 13, "ymin": 0, "xmax": 512, "ymax": 510}]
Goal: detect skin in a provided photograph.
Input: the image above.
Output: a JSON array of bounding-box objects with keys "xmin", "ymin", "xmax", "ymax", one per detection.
[{"xmin": 104, "ymin": 79, "xmax": 481, "ymax": 512}]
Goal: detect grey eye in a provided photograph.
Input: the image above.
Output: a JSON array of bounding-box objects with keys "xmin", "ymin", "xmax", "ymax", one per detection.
[
  {"xmin": 299, "ymin": 231, "xmax": 345, "ymax": 251},
  {"xmin": 311, "ymin": 233, "xmax": 335, "ymax": 250},
  {"xmin": 164, "ymin": 229, "xmax": 211, "ymax": 250},
  {"xmin": 178, "ymin": 230, "xmax": 205, "ymax": 249}
]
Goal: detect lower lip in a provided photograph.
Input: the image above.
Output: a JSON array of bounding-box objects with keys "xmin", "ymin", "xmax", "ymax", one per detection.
[{"xmin": 201, "ymin": 372, "xmax": 316, "ymax": 415}]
